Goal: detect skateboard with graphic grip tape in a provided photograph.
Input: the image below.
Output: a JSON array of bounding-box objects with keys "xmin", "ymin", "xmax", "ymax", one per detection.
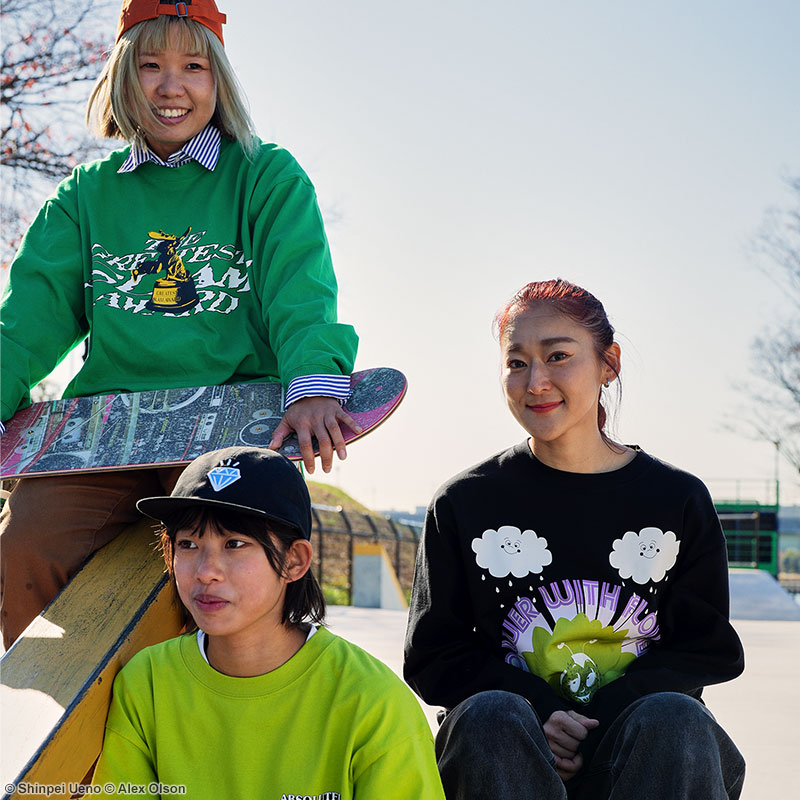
[{"xmin": 0, "ymin": 367, "xmax": 406, "ymax": 480}]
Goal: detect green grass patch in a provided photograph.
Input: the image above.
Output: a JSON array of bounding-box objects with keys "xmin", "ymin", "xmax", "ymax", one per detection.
[{"xmin": 323, "ymin": 583, "xmax": 350, "ymax": 606}]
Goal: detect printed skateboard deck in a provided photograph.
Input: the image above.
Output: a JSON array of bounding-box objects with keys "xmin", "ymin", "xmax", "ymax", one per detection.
[{"xmin": 0, "ymin": 367, "xmax": 406, "ymax": 479}]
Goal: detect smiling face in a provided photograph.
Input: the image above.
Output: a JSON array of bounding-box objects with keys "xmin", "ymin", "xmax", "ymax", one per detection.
[
  {"xmin": 501, "ymin": 305, "xmax": 619, "ymax": 458},
  {"xmin": 136, "ymin": 27, "xmax": 216, "ymax": 159},
  {"xmin": 559, "ymin": 652, "xmax": 600, "ymax": 705},
  {"xmin": 639, "ymin": 539, "xmax": 660, "ymax": 559}
]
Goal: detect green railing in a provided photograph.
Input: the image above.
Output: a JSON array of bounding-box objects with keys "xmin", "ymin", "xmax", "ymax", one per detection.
[{"xmin": 715, "ymin": 504, "xmax": 779, "ymax": 578}]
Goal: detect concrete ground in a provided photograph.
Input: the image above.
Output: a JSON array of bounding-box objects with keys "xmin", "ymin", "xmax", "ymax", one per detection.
[
  {"xmin": 2, "ymin": 568, "xmax": 794, "ymax": 797},
  {"xmin": 327, "ymin": 585, "xmax": 800, "ymax": 800}
]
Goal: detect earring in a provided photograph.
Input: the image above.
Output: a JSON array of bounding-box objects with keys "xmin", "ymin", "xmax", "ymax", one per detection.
[{"xmin": 603, "ymin": 379, "xmax": 610, "ymax": 388}]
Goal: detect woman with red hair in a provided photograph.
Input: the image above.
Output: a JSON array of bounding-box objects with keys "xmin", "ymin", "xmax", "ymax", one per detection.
[{"xmin": 405, "ymin": 278, "xmax": 745, "ymax": 799}]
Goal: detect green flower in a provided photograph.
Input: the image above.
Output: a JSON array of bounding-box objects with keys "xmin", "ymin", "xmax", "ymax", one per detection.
[{"xmin": 522, "ymin": 613, "xmax": 637, "ymax": 704}]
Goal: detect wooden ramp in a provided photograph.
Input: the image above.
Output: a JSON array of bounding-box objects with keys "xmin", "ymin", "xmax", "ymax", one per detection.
[{"xmin": 0, "ymin": 520, "xmax": 183, "ymax": 799}]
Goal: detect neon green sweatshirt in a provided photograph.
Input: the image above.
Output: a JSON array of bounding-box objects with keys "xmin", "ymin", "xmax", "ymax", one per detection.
[
  {"xmin": 0, "ymin": 138, "xmax": 357, "ymax": 421},
  {"xmin": 93, "ymin": 627, "xmax": 445, "ymax": 799}
]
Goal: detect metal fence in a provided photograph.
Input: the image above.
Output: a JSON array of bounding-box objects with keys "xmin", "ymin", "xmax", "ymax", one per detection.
[
  {"xmin": 309, "ymin": 504, "xmax": 422, "ymax": 605},
  {"xmin": 718, "ymin": 510, "xmax": 779, "ymax": 578}
]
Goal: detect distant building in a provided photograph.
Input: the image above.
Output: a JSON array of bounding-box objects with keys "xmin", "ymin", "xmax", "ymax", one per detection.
[{"xmin": 381, "ymin": 506, "xmax": 426, "ymax": 525}]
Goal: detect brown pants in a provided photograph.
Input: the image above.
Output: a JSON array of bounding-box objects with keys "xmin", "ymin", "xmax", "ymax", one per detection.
[{"xmin": 0, "ymin": 467, "xmax": 183, "ymax": 649}]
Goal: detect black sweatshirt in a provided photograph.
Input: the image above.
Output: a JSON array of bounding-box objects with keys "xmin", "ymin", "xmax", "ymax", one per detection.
[{"xmin": 404, "ymin": 442, "xmax": 744, "ymax": 755}]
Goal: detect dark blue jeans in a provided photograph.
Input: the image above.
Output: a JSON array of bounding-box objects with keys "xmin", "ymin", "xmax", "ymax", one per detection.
[{"xmin": 435, "ymin": 690, "xmax": 745, "ymax": 800}]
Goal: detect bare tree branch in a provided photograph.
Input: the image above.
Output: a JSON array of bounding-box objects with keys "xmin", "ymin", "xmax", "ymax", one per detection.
[
  {"xmin": 1, "ymin": 0, "xmax": 112, "ymax": 270},
  {"xmin": 749, "ymin": 175, "xmax": 800, "ymax": 311},
  {"xmin": 737, "ymin": 176, "xmax": 800, "ymax": 476}
]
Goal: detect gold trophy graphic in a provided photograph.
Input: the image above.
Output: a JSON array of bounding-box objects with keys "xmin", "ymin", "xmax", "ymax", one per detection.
[{"xmin": 133, "ymin": 226, "xmax": 199, "ymax": 312}]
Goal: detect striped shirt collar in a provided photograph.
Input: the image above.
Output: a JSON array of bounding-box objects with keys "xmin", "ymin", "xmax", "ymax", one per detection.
[{"xmin": 118, "ymin": 124, "xmax": 222, "ymax": 173}]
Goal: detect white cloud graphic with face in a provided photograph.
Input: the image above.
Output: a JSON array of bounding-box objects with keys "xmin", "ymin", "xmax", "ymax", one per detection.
[
  {"xmin": 609, "ymin": 527, "xmax": 680, "ymax": 585},
  {"xmin": 472, "ymin": 526, "xmax": 553, "ymax": 578}
]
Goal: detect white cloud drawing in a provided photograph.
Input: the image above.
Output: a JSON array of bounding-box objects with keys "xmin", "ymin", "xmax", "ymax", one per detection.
[
  {"xmin": 472, "ymin": 526, "xmax": 553, "ymax": 578},
  {"xmin": 609, "ymin": 527, "xmax": 680, "ymax": 585}
]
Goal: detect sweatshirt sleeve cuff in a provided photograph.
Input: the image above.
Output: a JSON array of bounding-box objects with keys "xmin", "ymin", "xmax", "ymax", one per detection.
[{"xmin": 285, "ymin": 374, "xmax": 351, "ymax": 407}]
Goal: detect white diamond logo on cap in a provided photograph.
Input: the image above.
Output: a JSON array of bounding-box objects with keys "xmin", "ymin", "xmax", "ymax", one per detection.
[{"xmin": 207, "ymin": 464, "xmax": 241, "ymax": 492}]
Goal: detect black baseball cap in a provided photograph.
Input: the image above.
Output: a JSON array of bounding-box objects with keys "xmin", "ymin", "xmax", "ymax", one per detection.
[{"xmin": 137, "ymin": 446, "xmax": 312, "ymax": 539}]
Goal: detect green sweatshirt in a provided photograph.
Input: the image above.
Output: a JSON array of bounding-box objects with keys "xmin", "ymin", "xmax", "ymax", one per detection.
[
  {"xmin": 0, "ymin": 138, "xmax": 358, "ymax": 421},
  {"xmin": 92, "ymin": 627, "xmax": 445, "ymax": 799}
]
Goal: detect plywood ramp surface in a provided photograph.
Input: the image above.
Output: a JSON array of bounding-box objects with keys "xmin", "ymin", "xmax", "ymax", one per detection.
[{"xmin": 1, "ymin": 519, "xmax": 183, "ymax": 799}]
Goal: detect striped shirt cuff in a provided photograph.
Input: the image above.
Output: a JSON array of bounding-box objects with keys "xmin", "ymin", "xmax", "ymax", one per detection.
[
  {"xmin": 0, "ymin": 420, "xmax": 4, "ymax": 436},
  {"xmin": 285, "ymin": 374, "xmax": 351, "ymax": 408}
]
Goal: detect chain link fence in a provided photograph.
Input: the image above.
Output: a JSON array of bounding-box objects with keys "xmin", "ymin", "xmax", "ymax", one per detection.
[{"xmin": 309, "ymin": 504, "xmax": 422, "ymax": 606}]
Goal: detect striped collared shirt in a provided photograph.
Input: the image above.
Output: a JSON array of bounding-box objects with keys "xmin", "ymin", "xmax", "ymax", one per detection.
[
  {"xmin": 117, "ymin": 124, "xmax": 222, "ymax": 173},
  {"xmin": 114, "ymin": 124, "xmax": 350, "ymax": 409}
]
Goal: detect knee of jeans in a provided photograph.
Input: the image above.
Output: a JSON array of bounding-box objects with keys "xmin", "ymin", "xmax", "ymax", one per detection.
[
  {"xmin": 623, "ymin": 692, "xmax": 743, "ymax": 780},
  {"xmin": 437, "ymin": 690, "xmax": 544, "ymax": 763},
  {"xmin": 628, "ymin": 692, "xmax": 712, "ymax": 739},
  {"xmin": 466, "ymin": 690, "xmax": 531, "ymax": 718},
  {"xmin": 451, "ymin": 690, "xmax": 536, "ymax": 731}
]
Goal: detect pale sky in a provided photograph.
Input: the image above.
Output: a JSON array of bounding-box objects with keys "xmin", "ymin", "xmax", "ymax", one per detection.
[
  {"xmin": 221, "ymin": 0, "xmax": 800, "ymax": 510},
  {"xmin": 29, "ymin": 1, "xmax": 800, "ymax": 510}
]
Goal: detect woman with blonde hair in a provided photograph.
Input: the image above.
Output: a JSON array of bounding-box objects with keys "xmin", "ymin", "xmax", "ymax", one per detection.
[{"xmin": 0, "ymin": 0, "xmax": 359, "ymax": 649}]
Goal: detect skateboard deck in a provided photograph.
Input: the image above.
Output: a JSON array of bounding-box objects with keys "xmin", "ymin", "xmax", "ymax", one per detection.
[{"xmin": 0, "ymin": 367, "xmax": 406, "ymax": 480}]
